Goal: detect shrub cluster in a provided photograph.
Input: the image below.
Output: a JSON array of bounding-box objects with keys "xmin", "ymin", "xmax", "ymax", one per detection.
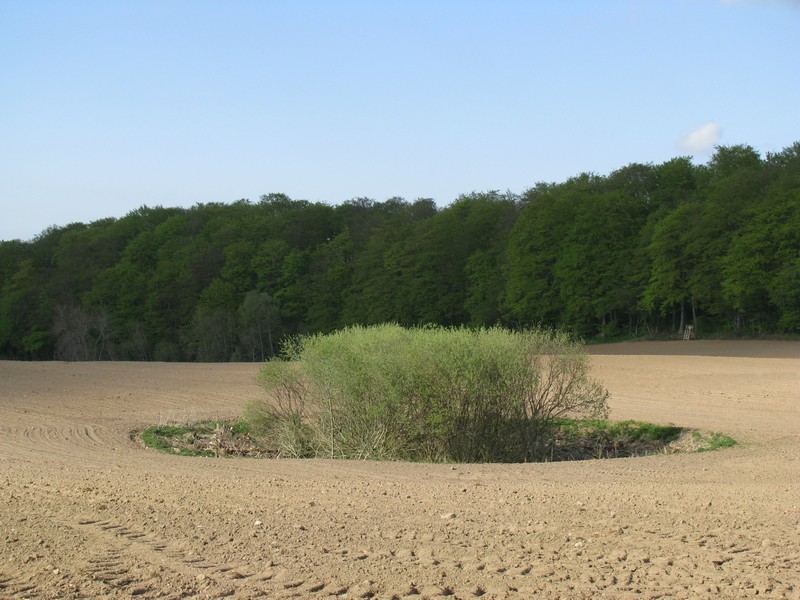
[{"xmin": 245, "ymin": 324, "xmax": 609, "ymax": 463}]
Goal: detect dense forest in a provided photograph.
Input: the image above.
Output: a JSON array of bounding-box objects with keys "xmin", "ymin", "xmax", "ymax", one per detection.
[{"xmin": 1, "ymin": 143, "xmax": 798, "ymax": 361}]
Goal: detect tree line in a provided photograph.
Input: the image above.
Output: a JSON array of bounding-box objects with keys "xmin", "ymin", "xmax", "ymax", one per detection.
[{"xmin": 1, "ymin": 142, "xmax": 797, "ymax": 361}]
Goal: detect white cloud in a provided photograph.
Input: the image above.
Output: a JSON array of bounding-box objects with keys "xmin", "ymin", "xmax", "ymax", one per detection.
[{"xmin": 680, "ymin": 123, "xmax": 722, "ymax": 153}]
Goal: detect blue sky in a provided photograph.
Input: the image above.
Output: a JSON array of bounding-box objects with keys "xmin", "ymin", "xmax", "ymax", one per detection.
[{"xmin": 1, "ymin": 0, "xmax": 798, "ymax": 241}]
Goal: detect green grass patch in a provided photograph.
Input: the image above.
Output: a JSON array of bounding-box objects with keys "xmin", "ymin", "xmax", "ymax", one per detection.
[
  {"xmin": 139, "ymin": 417, "xmax": 737, "ymax": 462},
  {"xmin": 549, "ymin": 419, "xmax": 685, "ymax": 461},
  {"xmin": 140, "ymin": 420, "xmax": 267, "ymax": 457},
  {"xmin": 692, "ymin": 430, "xmax": 738, "ymax": 452}
]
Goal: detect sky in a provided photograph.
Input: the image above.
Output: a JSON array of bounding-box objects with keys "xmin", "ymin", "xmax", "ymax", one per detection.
[{"xmin": 1, "ymin": 0, "xmax": 798, "ymax": 242}]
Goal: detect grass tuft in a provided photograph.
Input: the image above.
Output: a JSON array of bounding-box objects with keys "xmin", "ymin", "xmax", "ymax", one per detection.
[{"xmin": 692, "ymin": 431, "xmax": 738, "ymax": 452}]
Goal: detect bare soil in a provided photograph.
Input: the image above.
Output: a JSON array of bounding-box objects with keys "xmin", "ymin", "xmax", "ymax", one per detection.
[{"xmin": 1, "ymin": 340, "xmax": 798, "ymax": 599}]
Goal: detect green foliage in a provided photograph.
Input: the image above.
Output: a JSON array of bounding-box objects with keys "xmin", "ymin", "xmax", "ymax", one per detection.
[
  {"xmin": 504, "ymin": 183, "xmax": 576, "ymax": 328},
  {"xmin": 248, "ymin": 324, "xmax": 610, "ymax": 463},
  {"xmin": 642, "ymin": 201, "xmax": 698, "ymax": 315},
  {"xmin": 1, "ymin": 141, "xmax": 799, "ymax": 360},
  {"xmin": 244, "ymin": 357, "xmax": 317, "ymax": 458}
]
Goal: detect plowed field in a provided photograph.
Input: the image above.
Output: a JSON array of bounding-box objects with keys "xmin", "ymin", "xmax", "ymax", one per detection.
[{"xmin": 1, "ymin": 341, "xmax": 798, "ymax": 599}]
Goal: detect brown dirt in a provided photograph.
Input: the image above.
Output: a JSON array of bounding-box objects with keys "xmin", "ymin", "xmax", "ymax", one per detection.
[{"xmin": 1, "ymin": 341, "xmax": 798, "ymax": 599}]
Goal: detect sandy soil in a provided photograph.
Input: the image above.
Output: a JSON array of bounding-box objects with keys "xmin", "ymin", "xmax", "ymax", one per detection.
[{"xmin": 1, "ymin": 341, "xmax": 798, "ymax": 599}]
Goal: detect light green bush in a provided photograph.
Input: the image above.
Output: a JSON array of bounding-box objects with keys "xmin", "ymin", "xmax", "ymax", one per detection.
[{"xmin": 247, "ymin": 324, "xmax": 609, "ymax": 462}]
